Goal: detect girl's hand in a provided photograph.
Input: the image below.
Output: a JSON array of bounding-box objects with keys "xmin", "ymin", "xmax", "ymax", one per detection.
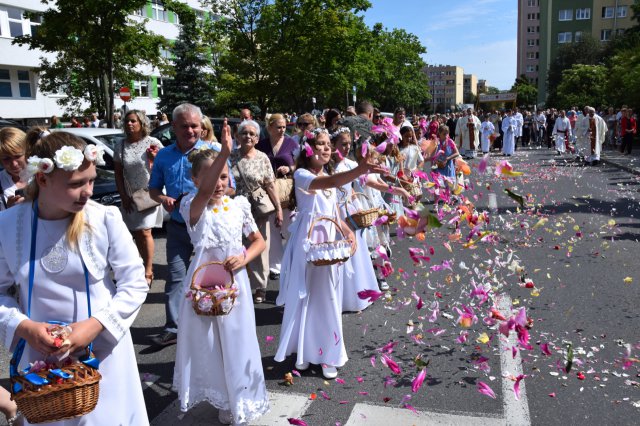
[
  {"xmin": 277, "ymin": 165, "xmax": 290, "ymax": 176},
  {"xmin": 51, "ymin": 318, "xmax": 103, "ymax": 358},
  {"xmin": 356, "ymin": 153, "xmax": 387, "ymax": 175},
  {"xmin": 220, "ymin": 118, "xmax": 232, "ymax": 154},
  {"xmin": 146, "ymin": 144, "xmax": 160, "ymax": 160},
  {"xmin": 400, "ymin": 188, "xmax": 411, "ymax": 200},
  {"xmin": 15, "ymin": 319, "xmax": 57, "ymax": 355},
  {"xmin": 223, "ymin": 254, "xmax": 245, "ymax": 272}
]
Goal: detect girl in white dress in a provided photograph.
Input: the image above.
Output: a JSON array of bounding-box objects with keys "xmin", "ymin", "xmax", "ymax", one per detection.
[
  {"xmin": 0, "ymin": 127, "xmax": 28, "ymax": 211},
  {"xmin": 173, "ymin": 121, "xmax": 269, "ymax": 426},
  {"xmin": 0, "ymin": 130, "xmax": 149, "ymax": 425},
  {"xmin": 398, "ymin": 126, "xmax": 424, "ymax": 173},
  {"xmin": 275, "ymin": 129, "xmax": 384, "ymax": 379},
  {"xmin": 330, "ymin": 128, "xmax": 378, "ymax": 312}
]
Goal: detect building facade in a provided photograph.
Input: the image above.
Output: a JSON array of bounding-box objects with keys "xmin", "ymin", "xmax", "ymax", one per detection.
[
  {"xmin": 0, "ymin": 0, "xmax": 208, "ymax": 124},
  {"xmin": 516, "ymin": 0, "xmax": 541, "ymax": 88},
  {"xmin": 537, "ymin": 0, "xmax": 636, "ymax": 105},
  {"xmin": 424, "ymin": 65, "xmax": 464, "ymax": 113},
  {"xmin": 463, "ymin": 74, "xmax": 478, "ymax": 102},
  {"xmin": 478, "ymin": 79, "xmax": 488, "ymax": 94}
]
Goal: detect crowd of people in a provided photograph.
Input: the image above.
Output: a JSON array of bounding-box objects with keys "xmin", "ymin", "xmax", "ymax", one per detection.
[{"xmin": 0, "ymin": 98, "xmax": 636, "ymax": 425}]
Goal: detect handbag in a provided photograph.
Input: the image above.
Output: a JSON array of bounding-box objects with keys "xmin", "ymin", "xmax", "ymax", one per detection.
[
  {"xmin": 120, "ymin": 141, "xmax": 160, "ymax": 212},
  {"xmin": 275, "ymin": 177, "xmax": 293, "ymax": 209},
  {"xmin": 237, "ymin": 159, "xmax": 275, "ymax": 218}
]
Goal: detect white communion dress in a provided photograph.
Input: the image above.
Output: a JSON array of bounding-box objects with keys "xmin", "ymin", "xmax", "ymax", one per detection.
[
  {"xmin": 275, "ymin": 168, "xmax": 348, "ymax": 368},
  {"xmin": 335, "ymin": 159, "xmax": 379, "ymax": 312},
  {"xmin": 173, "ymin": 194, "xmax": 269, "ymax": 424},
  {"xmin": 0, "ymin": 201, "xmax": 149, "ymax": 426}
]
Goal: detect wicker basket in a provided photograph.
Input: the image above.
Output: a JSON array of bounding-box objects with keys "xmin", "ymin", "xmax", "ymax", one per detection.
[
  {"xmin": 400, "ymin": 179, "xmax": 422, "ymax": 198},
  {"xmin": 305, "ymin": 216, "xmax": 354, "ymax": 266},
  {"xmin": 379, "ymin": 209, "xmax": 397, "ymax": 224},
  {"xmin": 189, "ymin": 261, "xmax": 237, "ymax": 316},
  {"xmin": 344, "ymin": 192, "xmax": 379, "ymax": 229},
  {"xmin": 11, "ymin": 349, "xmax": 101, "ymax": 424}
]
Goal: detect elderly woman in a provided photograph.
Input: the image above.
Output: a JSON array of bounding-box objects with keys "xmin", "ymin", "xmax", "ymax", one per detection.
[
  {"xmin": 256, "ymin": 113, "xmax": 298, "ymax": 280},
  {"xmin": 0, "ymin": 127, "xmax": 28, "ymax": 211},
  {"xmin": 231, "ymin": 120, "xmax": 282, "ymax": 303},
  {"xmin": 114, "ymin": 109, "xmax": 164, "ymax": 286}
]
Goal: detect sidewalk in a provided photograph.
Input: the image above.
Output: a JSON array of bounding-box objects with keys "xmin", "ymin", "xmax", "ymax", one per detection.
[{"xmin": 600, "ymin": 145, "xmax": 640, "ymax": 175}]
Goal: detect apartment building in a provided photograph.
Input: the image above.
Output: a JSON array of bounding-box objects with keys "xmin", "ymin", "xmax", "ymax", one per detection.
[
  {"xmin": 516, "ymin": 0, "xmax": 541, "ymax": 88},
  {"xmin": 536, "ymin": 0, "xmax": 636, "ymax": 105},
  {"xmin": 424, "ymin": 65, "xmax": 464, "ymax": 113},
  {"xmin": 463, "ymin": 74, "xmax": 478, "ymax": 101},
  {"xmin": 0, "ymin": 0, "xmax": 208, "ymax": 123},
  {"xmin": 478, "ymin": 79, "xmax": 488, "ymax": 94}
]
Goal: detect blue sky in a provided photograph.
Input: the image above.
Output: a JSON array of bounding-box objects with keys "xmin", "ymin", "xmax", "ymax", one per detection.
[{"xmin": 362, "ymin": 0, "xmax": 517, "ymax": 90}]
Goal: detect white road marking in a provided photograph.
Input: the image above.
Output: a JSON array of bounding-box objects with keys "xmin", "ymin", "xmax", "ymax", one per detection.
[
  {"xmin": 497, "ymin": 294, "xmax": 532, "ymax": 426},
  {"xmin": 344, "ymin": 403, "xmax": 505, "ymax": 426}
]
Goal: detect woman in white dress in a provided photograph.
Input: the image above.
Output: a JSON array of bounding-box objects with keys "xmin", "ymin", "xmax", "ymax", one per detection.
[
  {"xmin": 0, "ymin": 130, "xmax": 149, "ymax": 425},
  {"xmin": 0, "ymin": 127, "xmax": 28, "ymax": 211},
  {"xmin": 114, "ymin": 110, "xmax": 164, "ymax": 286},
  {"xmin": 275, "ymin": 129, "xmax": 384, "ymax": 379},
  {"xmin": 173, "ymin": 121, "xmax": 269, "ymax": 426},
  {"xmin": 330, "ymin": 128, "xmax": 378, "ymax": 312}
]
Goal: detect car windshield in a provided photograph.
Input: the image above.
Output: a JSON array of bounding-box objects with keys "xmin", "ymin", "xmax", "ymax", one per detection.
[{"xmin": 95, "ymin": 134, "xmax": 124, "ymax": 151}]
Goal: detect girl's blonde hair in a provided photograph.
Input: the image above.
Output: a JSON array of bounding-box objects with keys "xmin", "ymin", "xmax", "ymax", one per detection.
[
  {"xmin": 0, "ymin": 127, "xmax": 27, "ymax": 158},
  {"xmin": 201, "ymin": 116, "xmax": 218, "ymax": 142},
  {"xmin": 25, "ymin": 128, "xmax": 90, "ymax": 249},
  {"xmin": 187, "ymin": 147, "xmax": 220, "ymax": 177}
]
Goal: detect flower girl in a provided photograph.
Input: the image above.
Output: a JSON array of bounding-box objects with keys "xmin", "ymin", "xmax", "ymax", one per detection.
[
  {"xmin": 275, "ymin": 128, "xmax": 385, "ymax": 379},
  {"xmin": 173, "ymin": 120, "xmax": 269, "ymax": 425}
]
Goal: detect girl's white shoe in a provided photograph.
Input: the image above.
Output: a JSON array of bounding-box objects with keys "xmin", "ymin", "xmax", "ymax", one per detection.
[{"xmin": 322, "ymin": 365, "xmax": 338, "ymax": 379}]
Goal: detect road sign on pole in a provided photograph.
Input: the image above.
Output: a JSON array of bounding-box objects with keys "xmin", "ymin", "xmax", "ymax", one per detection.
[{"xmin": 119, "ymin": 87, "xmax": 131, "ymax": 102}]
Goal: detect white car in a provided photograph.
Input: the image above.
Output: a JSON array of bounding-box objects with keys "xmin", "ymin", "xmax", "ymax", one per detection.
[{"xmin": 50, "ymin": 128, "xmax": 124, "ymax": 166}]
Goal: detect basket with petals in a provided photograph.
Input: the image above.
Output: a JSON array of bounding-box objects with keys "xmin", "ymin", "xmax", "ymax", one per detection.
[
  {"xmin": 188, "ymin": 261, "xmax": 238, "ymax": 316},
  {"xmin": 344, "ymin": 192, "xmax": 379, "ymax": 229},
  {"xmin": 304, "ymin": 216, "xmax": 354, "ymax": 266},
  {"xmin": 378, "ymin": 209, "xmax": 397, "ymax": 224},
  {"xmin": 400, "ymin": 178, "xmax": 422, "ymax": 199},
  {"xmin": 10, "ymin": 327, "xmax": 101, "ymax": 424}
]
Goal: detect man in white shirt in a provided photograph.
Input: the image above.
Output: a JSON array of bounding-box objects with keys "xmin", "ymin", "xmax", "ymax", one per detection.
[
  {"xmin": 512, "ymin": 108, "xmax": 524, "ymax": 150},
  {"xmin": 535, "ymin": 111, "xmax": 546, "ymax": 146}
]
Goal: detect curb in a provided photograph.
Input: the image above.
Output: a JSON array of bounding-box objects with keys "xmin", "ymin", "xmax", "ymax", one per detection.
[{"xmin": 600, "ymin": 157, "xmax": 640, "ymax": 176}]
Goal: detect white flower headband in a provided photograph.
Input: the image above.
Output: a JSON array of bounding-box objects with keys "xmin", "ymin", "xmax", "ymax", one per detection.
[
  {"xmin": 24, "ymin": 138, "xmax": 106, "ymax": 181},
  {"xmin": 329, "ymin": 127, "xmax": 351, "ymax": 140}
]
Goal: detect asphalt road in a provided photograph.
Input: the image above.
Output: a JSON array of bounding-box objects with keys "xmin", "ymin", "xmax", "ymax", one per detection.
[{"xmin": 1, "ymin": 147, "xmax": 638, "ymax": 425}]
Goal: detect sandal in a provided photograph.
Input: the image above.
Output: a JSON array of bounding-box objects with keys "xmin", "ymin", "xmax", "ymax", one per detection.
[
  {"xmin": 145, "ymin": 273, "xmax": 154, "ymax": 287},
  {"xmin": 253, "ymin": 289, "xmax": 266, "ymax": 304}
]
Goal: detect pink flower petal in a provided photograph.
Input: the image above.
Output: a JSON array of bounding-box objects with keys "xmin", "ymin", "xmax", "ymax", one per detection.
[
  {"xmin": 411, "ymin": 368, "xmax": 427, "ymax": 393},
  {"xmin": 477, "ymin": 381, "xmax": 496, "ymax": 399},
  {"xmin": 513, "ymin": 374, "xmax": 526, "ymax": 400},
  {"xmin": 288, "ymin": 418, "xmax": 308, "ymax": 426}
]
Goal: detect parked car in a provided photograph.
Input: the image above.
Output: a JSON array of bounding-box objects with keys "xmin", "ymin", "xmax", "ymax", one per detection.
[
  {"xmin": 0, "ymin": 118, "xmax": 28, "ymax": 131},
  {"xmin": 50, "ymin": 128, "xmax": 124, "ymax": 207}
]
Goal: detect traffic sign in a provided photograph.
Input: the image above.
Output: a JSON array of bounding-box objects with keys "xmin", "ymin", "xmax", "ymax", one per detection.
[{"xmin": 119, "ymin": 87, "xmax": 131, "ymax": 102}]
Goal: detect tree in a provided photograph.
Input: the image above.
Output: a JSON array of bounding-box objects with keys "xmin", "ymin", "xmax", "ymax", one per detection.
[
  {"xmin": 555, "ymin": 64, "xmax": 608, "ymax": 109},
  {"xmin": 157, "ymin": 1, "xmax": 217, "ymax": 115},
  {"xmin": 511, "ymin": 75, "xmax": 538, "ymax": 107},
  {"xmin": 14, "ymin": 1, "xmax": 164, "ymax": 126},
  {"xmin": 606, "ymin": 34, "xmax": 640, "ymax": 110},
  {"xmin": 546, "ymin": 36, "xmax": 604, "ymax": 106},
  {"xmin": 486, "ymin": 86, "xmax": 501, "ymax": 94}
]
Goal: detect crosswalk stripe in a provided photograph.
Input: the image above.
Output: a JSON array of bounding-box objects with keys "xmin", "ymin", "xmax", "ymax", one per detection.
[
  {"xmin": 151, "ymin": 389, "xmax": 312, "ymax": 425},
  {"xmin": 344, "ymin": 403, "xmax": 505, "ymax": 426}
]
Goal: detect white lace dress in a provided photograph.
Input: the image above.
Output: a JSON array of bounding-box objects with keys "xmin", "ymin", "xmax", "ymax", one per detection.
[
  {"xmin": 173, "ymin": 194, "xmax": 269, "ymax": 424},
  {"xmin": 335, "ymin": 159, "xmax": 378, "ymax": 312},
  {"xmin": 275, "ymin": 168, "xmax": 348, "ymax": 368}
]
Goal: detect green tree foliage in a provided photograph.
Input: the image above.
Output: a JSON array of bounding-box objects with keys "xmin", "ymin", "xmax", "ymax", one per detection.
[
  {"xmin": 14, "ymin": 0, "xmax": 164, "ymax": 125},
  {"xmin": 158, "ymin": 1, "xmax": 216, "ymax": 115},
  {"xmin": 555, "ymin": 64, "xmax": 608, "ymax": 109},
  {"xmin": 207, "ymin": 0, "xmax": 429, "ymax": 115},
  {"xmin": 511, "ymin": 75, "xmax": 537, "ymax": 107},
  {"xmin": 546, "ymin": 36, "xmax": 603, "ymax": 106},
  {"xmin": 606, "ymin": 33, "xmax": 640, "ymax": 110}
]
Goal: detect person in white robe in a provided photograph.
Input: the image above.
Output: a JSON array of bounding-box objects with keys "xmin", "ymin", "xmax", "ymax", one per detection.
[
  {"xmin": 584, "ymin": 107, "xmax": 607, "ymax": 165},
  {"xmin": 480, "ymin": 115, "xmax": 495, "ymax": 154},
  {"xmin": 455, "ymin": 109, "xmax": 481, "ymax": 159},
  {"xmin": 552, "ymin": 110, "xmax": 571, "ymax": 155},
  {"xmin": 513, "ymin": 108, "xmax": 524, "ymax": 149},
  {"xmin": 574, "ymin": 108, "xmax": 591, "ymax": 159},
  {"xmin": 501, "ymin": 110, "xmax": 516, "ymax": 156}
]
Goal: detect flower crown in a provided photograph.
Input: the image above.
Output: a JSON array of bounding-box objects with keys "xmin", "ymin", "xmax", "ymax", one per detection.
[
  {"xmin": 24, "ymin": 144, "xmax": 106, "ymax": 180},
  {"xmin": 329, "ymin": 127, "xmax": 351, "ymax": 140},
  {"xmin": 301, "ymin": 128, "xmax": 329, "ymax": 158},
  {"xmin": 371, "ymin": 117, "xmax": 401, "ymax": 145}
]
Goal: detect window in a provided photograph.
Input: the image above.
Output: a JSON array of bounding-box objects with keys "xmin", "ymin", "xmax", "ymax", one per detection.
[
  {"xmin": 602, "ymin": 7, "xmax": 614, "ymax": 19},
  {"xmin": 617, "ymin": 6, "xmax": 627, "ymax": 18},
  {"xmin": 559, "ymin": 9, "xmax": 572, "ymax": 21},
  {"xmin": 576, "ymin": 8, "xmax": 590, "ymax": 20},
  {"xmin": 526, "ymin": 52, "xmax": 539, "ymax": 60},
  {"xmin": 0, "ymin": 68, "xmax": 34, "ymax": 98},
  {"xmin": 132, "ymin": 8, "xmax": 144, "ymax": 16},
  {"xmin": 159, "ymin": 46, "xmax": 172, "ymax": 60},
  {"xmin": 558, "ymin": 32, "xmax": 572, "ymax": 43},
  {"xmin": 0, "ymin": 69, "xmax": 11, "ymax": 97},
  {"xmin": 527, "ymin": 0, "xmax": 538, "ymax": 7},
  {"xmin": 527, "ymin": 38, "xmax": 540, "ymax": 46},
  {"xmin": 575, "ymin": 31, "xmax": 582, "ymax": 42},
  {"xmin": 0, "ymin": 6, "xmax": 42, "ymax": 38},
  {"xmin": 134, "ymin": 79, "xmax": 150, "ymax": 97},
  {"xmin": 527, "ymin": 26, "xmax": 539, "ymax": 33},
  {"xmin": 601, "ymin": 29, "xmax": 612, "ymax": 41},
  {"xmin": 527, "ymin": 13, "xmax": 540, "ymax": 20},
  {"xmin": 526, "ymin": 65, "xmax": 536, "ymax": 73},
  {"xmin": 157, "ymin": 77, "xmax": 166, "ymax": 97},
  {"xmin": 151, "ymin": 0, "xmax": 167, "ymax": 22}
]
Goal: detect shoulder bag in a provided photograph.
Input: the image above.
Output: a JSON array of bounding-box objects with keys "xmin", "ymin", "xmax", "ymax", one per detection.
[
  {"xmin": 237, "ymin": 158, "xmax": 275, "ymax": 218},
  {"xmin": 120, "ymin": 141, "xmax": 160, "ymax": 212}
]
